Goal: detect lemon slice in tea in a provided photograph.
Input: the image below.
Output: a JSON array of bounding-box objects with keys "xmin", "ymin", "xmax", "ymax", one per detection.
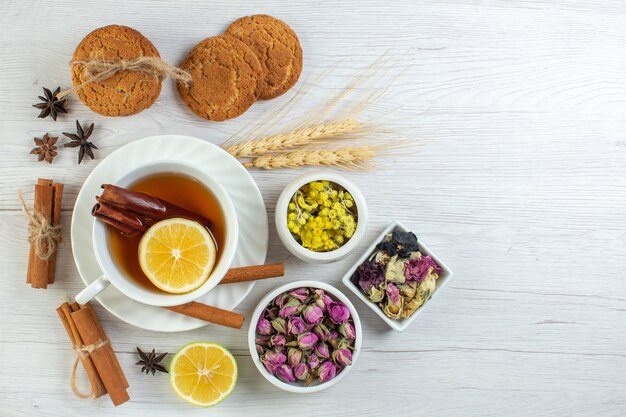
[
  {"xmin": 170, "ymin": 342, "xmax": 238, "ymax": 407},
  {"xmin": 138, "ymin": 218, "xmax": 216, "ymax": 293}
]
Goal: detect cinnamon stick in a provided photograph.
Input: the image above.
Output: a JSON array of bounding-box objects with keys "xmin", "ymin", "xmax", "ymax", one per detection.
[
  {"xmin": 48, "ymin": 183, "xmax": 64, "ymax": 284},
  {"xmin": 27, "ymin": 178, "xmax": 52, "ymax": 284},
  {"xmin": 92, "ymin": 202, "xmax": 145, "ymax": 236},
  {"xmin": 57, "ymin": 303, "xmax": 107, "ymax": 398},
  {"xmin": 160, "ymin": 264, "xmax": 283, "ymax": 327},
  {"xmin": 71, "ymin": 304, "xmax": 130, "ymax": 406},
  {"xmin": 219, "ymin": 263, "xmax": 284, "ymax": 285},
  {"xmin": 94, "ymin": 184, "xmax": 213, "ymax": 237},
  {"xmin": 76, "ymin": 302, "xmax": 129, "ymax": 389},
  {"xmin": 28, "ymin": 182, "xmax": 54, "ymax": 289},
  {"xmin": 164, "ymin": 302, "xmax": 245, "ymax": 329}
]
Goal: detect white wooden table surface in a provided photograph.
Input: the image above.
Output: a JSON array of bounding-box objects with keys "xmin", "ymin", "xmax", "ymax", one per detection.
[{"xmin": 1, "ymin": 1, "xmax": 625, "ymax": 416}]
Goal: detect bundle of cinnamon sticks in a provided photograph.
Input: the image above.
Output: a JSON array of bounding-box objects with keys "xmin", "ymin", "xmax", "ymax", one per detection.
[
  {"xmin": 57, "ymin": 302, "xmax": 129, "ymax": 406},
  {"xmin": 26, "ymin": 178, "xmax": 64, "ymax": 289}
]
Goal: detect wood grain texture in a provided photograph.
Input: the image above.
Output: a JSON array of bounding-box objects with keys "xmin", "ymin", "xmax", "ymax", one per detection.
[{"xmin": 1, "ymin": 0, "xmax": 625, "ymax": 416}]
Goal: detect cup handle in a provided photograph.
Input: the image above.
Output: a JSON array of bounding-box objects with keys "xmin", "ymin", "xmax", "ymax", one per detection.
[{"xmin": 75, "ymin": 275, "xmax": 110, "ymax": 305}]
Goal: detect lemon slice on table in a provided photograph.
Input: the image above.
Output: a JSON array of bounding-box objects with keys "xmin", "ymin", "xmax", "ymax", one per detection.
[
  {"xmin": 138, "ymin": 217, "xmax": 216, "ymax": 293},
  {"xmin": 169, "ymin": 342, "xmax": 238, "ymax": 407}
]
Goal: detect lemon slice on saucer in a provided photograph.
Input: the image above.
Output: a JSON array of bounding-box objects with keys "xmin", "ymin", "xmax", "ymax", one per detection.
[
  {"xmin": 139, "ymin": 218, "xmax": 216, "ymax": 293},
  {"xmin": 170, "ymin": 342, "xmax": 238, "ymax": 407}
]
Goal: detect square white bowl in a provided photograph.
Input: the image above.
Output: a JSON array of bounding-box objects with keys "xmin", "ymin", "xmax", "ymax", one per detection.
[{"xmin": 341, "ymin": 220, "xmax": 454, "ymax": 331}]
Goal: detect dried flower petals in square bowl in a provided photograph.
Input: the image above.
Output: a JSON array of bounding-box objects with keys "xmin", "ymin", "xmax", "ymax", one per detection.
[
  {"xmin": 248, "ymin": 281, "xmax": 361, "ymax": 393},
  {"xmin": 341, "ymin": 221, "xmax": 453, "ymax": 332}
]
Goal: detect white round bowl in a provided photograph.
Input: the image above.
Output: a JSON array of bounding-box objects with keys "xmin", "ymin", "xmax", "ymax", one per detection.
[
  {"xmin": 275, "ymin": 171, "xmax": 368, "ymax": 264},
  {"xmin": 248, "ymin": 280, "xmax": 362, "ymax": 393}
]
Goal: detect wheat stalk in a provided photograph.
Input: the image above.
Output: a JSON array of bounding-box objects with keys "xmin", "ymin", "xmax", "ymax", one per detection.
[
  {"xmin": 225, "ymin": 119, "xmax": 371, "ymax": 158},
  {"xmin": 243, "ymin": 142, "xmax": 413, "ymax": 170}
]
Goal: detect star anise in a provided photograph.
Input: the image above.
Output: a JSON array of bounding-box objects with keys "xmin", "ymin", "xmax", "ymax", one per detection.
[
  {"xmin": 136, "ymin": 347, "xmax": 168, "ymax": 375},
  {"xmin": 32, "ymin": 87, "xmax": 68, "ymax": 121},
  {"xmin": 30, "ymin": 133, "xmax": 58, "ymax": 163},
  {"xmin": 63, "ymin": 120, "xmax": 97, "ymax": 164}
]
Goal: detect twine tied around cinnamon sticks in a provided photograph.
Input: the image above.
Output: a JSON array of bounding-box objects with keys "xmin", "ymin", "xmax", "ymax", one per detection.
[
  {"xmin": 71, "ymin": 338, "xmax": 111, "ymax": 399},
  {"xmin": 58, "ymin": 56, "xmax": 192, "ymax": 99},
  {"xmin": 19, "ymin": 192, "xmax": 61, "ymax": 261},
  {"xmin": 57, "ymin": 302, "xmax": 130, "ymax": 406}
]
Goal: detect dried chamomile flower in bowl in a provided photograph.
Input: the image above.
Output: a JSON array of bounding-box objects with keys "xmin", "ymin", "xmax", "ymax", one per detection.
[{"xmin": 275, "ymin": 171, "xmax": 368, "ymax": 264}]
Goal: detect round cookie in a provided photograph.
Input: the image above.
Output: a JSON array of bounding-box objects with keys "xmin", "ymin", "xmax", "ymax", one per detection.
[
  {"xmin": 177, "ymin": 35, "xmax": 263, "ymax": 121},
  {"xmin": 226, "ymin": 14, "xmax": 302, "ymax": 100},
  {"xmin": 71, "ymin": 25, "xmax": 162, "ymax": 117}
]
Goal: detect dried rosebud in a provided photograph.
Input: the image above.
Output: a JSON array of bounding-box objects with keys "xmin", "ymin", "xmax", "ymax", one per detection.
[
  {"xmin": 287, "ymin": 316, "xmax": 307, "ymax": 335},
  {"xmin": 275, "ymin": 364, "xmax": 296, "ymax": 383},
  {"xmin": 313, "ymin": 323, "xmax": 330, "ymax": 341},
  {"xmin": 381, "ymin": 282, "xmax": 403, "ymax": 319},
  {"xmin": 303, "ymin": 305, "xmax": 324, "ymax": 325},
  {"xmin": 314, "ymin": 343, "xmax": 330, "ymax": 359},
  {"xmin": 328, "ymin": 301, "xmax": 350, "ymax": 324},
  {"xmin": 338, "ymin": 322, "xmax": 356, "ymax": 339},
  {"xmin": 318, "ymin": 361, "xmax": 340, "ymax": 382},
  {"xmin": 294, "ymin": 362, "xmax": 309, "ymax": 381},
  {"xmin": 289, "ymin": 287, "xmax": 309, "ymax": 302},
  {"xmin": 279, "ymin": 297, "xmax": 301, "ymax": 317},
  {"xmin": 287, "ymin": 347, "xmax": 303, "ymax": 367},
  {"xmin": 264, "ymin": 306, "xmax": 279, "ymax": 320},
  {"xmin": 278, "ymin": 306, "xmax": 299, "ymax": 317},
  {"xmin": 386, "ymin": 283, "xmax": 401, "ymax": 304},
  {"xmin": 256, "ymin": 344, "xmax": 265, "ymax": 355},
  {"xmin": 256, "ymin": 317, "xmax": 272, "ymax": 335},
  {"xmin": 273, "ymin": 292, "xmax": 288, "ymax": 307},
  {"xmin": 297, "ymin": 332, "xmax": 319, "ymax": 350},
  {"xmin": 261, "ymin": 350, "xmax": 286, "ymax": 374},
  {"xmin": 314, "ymin": 292, "xmax": 334, "ymax": 313},
  {"xmin": 255, "ymin": 335, "xmax": 271, "ymax": 347},
  {"xmin": 332, "ymin": 348, "xmax": 352, "ymax": 367},
  {"xmin": 328, "ymin": 330, "xmax": 340, "ymax": 349},
  {"xmin": 313, "ymin": 288, "xmax": 325, "ymax": 298},
  {"xmin": 308, "ymin": 354, "xmax": 320, "ymax": 370},
  {"xmin": 338, "ymin": 338, "xmax": 353, "ymax": 350},
  {"xmin": 270, "ymin": 334, "xmax": 286, "ymax": 349},
  {"xmin": 271, "ymin": 317, "xmax": 287, "ymax": 334}
]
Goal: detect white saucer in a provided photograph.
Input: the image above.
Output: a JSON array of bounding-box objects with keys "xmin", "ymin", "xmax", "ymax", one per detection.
[{"xmin": 70, "ymin": 135, "xmax": 268, "ymax": 332}]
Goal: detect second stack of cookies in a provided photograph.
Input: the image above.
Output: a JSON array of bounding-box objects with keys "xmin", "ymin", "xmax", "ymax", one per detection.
[{"xmin": 177, "ymin": 15, "xmax": 303, "ymax": 122}]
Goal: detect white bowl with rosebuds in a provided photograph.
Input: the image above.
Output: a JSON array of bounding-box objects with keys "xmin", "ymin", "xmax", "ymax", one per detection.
[{"xmin": 248, "ymin": 281, "xmax": 362, "ymax": 393}]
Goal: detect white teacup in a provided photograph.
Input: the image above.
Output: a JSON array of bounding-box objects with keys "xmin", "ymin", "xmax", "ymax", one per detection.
[{"xmin": 75, "ymin": 161, "xmax": 239, "ymax": 307}]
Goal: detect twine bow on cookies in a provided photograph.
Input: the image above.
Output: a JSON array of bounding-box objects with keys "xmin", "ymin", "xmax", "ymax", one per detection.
[
  {"xmin": 71, "ymin": 338, "xmax": 111, "ymax": 399},
  {"xmin": 19, "ymin": 193, "xmax": 61, "ymax": 261},
  {"xmin": 58, "ymin": 56, "xmax": 192, "ymax": 99}
]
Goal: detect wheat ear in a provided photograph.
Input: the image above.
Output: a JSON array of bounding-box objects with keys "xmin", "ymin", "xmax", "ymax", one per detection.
[
  {"xmin": 242, "ymin": 142, "xmax": 413, "ymax": 170},
  {"xmin": 225, "ymin": 119, "xmax": 368, "ymax": 158}
]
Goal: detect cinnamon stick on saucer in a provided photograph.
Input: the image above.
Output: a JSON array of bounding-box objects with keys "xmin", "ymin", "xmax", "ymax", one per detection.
[
  {"xmin": 219, "ymin": 263, "xmax": 284, "ymax": 285},
  {"xmin": 164, "ymin": 302, "xmax": 245, "ymax": 329}
]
